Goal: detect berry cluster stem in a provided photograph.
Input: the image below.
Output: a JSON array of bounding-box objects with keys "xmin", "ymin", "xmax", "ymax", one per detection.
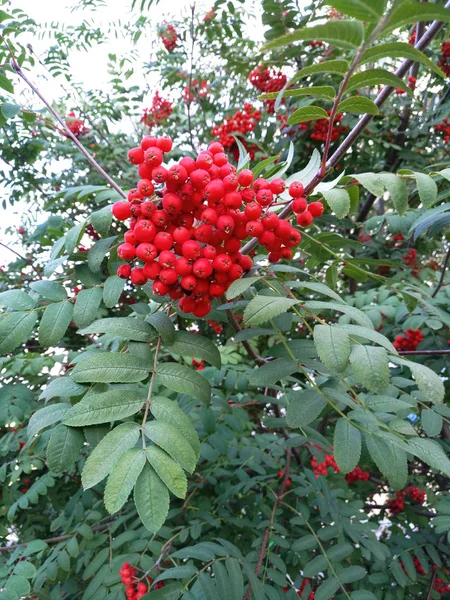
[{"xmin": 141, "ymin": 335, "xmax": 163, "ymax": 446}]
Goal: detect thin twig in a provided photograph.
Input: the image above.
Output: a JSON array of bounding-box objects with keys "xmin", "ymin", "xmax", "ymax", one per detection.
[
  {"xmin": 431, "ymin": 247, "xmax": 450, "ymax": 298},
  {"xmin": 141, "ymin": 336, "xmax": 162, "ymax": 444},
  {"xmin": 224, "ymin": 303, "xmax": 266, "ymax": 366},
  {"xmin": 427, "ymin": 570, "xmax": 438, "ymax": 600},
  {"xmin": 0, "ymin": 242, "xmax": 41, "ymax": 275},
  {"xmin": 398, "ymin": 349, "xmax": 450, "ymax": 356}
]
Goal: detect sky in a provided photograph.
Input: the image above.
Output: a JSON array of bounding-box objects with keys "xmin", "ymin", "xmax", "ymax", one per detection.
[{"xmin": 0, "ymin": 0, "xmax": 214, "ymax": 265}]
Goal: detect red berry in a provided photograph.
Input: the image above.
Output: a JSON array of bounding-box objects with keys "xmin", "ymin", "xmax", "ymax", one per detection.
[
  {"xmin": 134, "ymin": 220, "xmax": 156, "ymax": 243},
  {"xmin": 289, "ymin": 181, "xmax": 304, "ymax": 198},
  {"xmin": 137, "ymin": 179, "xmax": 155, "ymax": 197},
  {"xmin": 112, "ymin": 202, "xmax": 131, "ymax": 221},
  {"xmin": 144, "ymin": 146, "xmax": 164, "ymax": 167},
  {"xmin": 152, "ymin": 280, "xmax": 169, "ymax": 296},
  {"xmin": 128, "ymin": 147, "xmax": 145, "ymax": 164},
  {"xmin": 296, "ymin": 211, "xmax": 313, "ymax": 227},
  {"xmin": 130, "ymin": 268, "xmax": 148, "ymax": 285},
  {"xmin": 308, "ymin": 201, "xmax": 324, "ymax": 217},
  {"xmin": 156, "ymin": 135, "xmax": 173, "ymax": 152},
  {"xmin": 182, "ymin": 240, "xmax": 202, "ymax": 259},
  {"xmin": 181, "ymin": 275, "xmax": 197, "ymax": 291},
  {"xmin": 270, "ymin": 178, "xmax": 285, "ymax": 195},
  {"xmin": 136, "ymin": 243, "xmax": 158, "ymax": 263},
  {"xmin": 143, "ymin": 262, "xmax": 161, "ymax": 280},
  {"xmin": 117, "ymin": 264, "xmax": 131, "ymax": 279},
  {"xmin": 237, "ymin": 169, "xmax": 254, "ymax": 187},
  {"xmin": 117, "ymin": 243, "xmax": 136, "ymax": 261},
  {"xmin": 292, "ymin": 197, "xmax": 308, "ymax": 213},
  {"xmin": 190, "ymin": 169, "xmax": 211, "ymax": 189}
]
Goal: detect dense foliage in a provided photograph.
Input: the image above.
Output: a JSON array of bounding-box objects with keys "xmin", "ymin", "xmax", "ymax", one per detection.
[{"xmin": 1, "ymin": 1, "xmax": 450, "ymax": 599}]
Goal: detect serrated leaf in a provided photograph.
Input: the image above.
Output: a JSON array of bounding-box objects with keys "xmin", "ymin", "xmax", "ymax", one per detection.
[
  {"xmin": 244, "ymin": 295, "xmax": 298, "ymax": 326},
  {"xmin": 346, "ymin": 69, "xmax": 412, "ymax": 96},
  {"xmin": 78, "ymin": 317, "xmax": 154, "ymax": 342},
  {"xmin": 0, "ymin": 311, "xmax": 37, "ymax": 354},
  {"xmin": 305, "ymin": 301, "xmax": 374, "ymax": 329},
  {"xmin": 264, "ymin": 20, "xmax": 365, "ymax": 51},
  {"xmin": 72, "ymin": 353, "xmax": 149, "ymax": 383},
  {"xmin": 286, "ymin": 389, "xmax": 326, "ymax": 428},
  {"xmin": 350, "ymin": 345, "xmax": 389, "ymax": 394},
  {"xmin": 248, "ymin": 358, "xmax": 297, "ymax": 385},
  {"xmin": 63, "ymin": 390, "xmax": 146, "ymax": 426},
  {"xmin": 134, "ymin": 462, "xmax": 169, "ymax": 533},
  {"xmin": 338, "ymin": 96, "xmax": 379, "ymax": 115},
  {"xmin": 156, "ymin": 362, "xmax": 210, "ymax": 405},
  {"xmin": 407, "ymin": 437, "xmax": 450, "ymax": 477},
  {"xmin": 144, "ymin": 421, "xmax": 197, "ymax": 473},
  {"xmin": 166, "ymin": 330, "xmax": 221, "ymax": 370},
  {"xmin": 380, "ymin": 174, "xmax": 408, "ymax": 215},
  {"xmin": 334, "ymin": 418, "xmax": 361, "ymax": 473},
  {"xmin": 0, "ymin": 290, "xmax": 36, "ymax": 310},
  {"xmin": 355, "ymin": 172, "xmax": 385, "ymax": 198},
  {"xmin": 0, "ymin": 73, "xmax": 14, "ymax": 93},
  {"xmin": 303, "ymin": 555, "xmax": 328, "ymax": 577},
  {"xmin": 325, "ymin": 0, "xmax": 386, "ymax": 20},
  {"xmin": 391, "ymin": 357, "xmax": 444, "ymax": 403},
  {"xmin": 73, "ymin": 287, "xmax": 103, "ymax": 328},
  {"xmin": 90, "ymin": 205, "xmax": 113, "ymax": 237},
  {"xmin": 39, "ymin": 378, "xmax": 86, "ymax": 401},
  {"xmin": 87, "ymin": 236, "xmax": 117, "ymax": 273},
  {"xmin": 314, "ymin": 325, "xmax": 350, "ymax": 373},
  {"xmin": 38, "ymin": 302, "xmax": 73, "ymax": 346},
  {"xmin": 314, "ymin": 576, "xmax": 340, "ymax": 600},
  {"xmin": 47, "ymin": 424, "xmax": 84, "ymax": 473},
  {"xmin": 150, "ymin": 396, "xmax": 200, "ymax": 459},
  {"xmin": 104, "ymin": 447, "xmax": 146, "ymax": 513},
  {"xmin": 82, "ymin": 422, "xmax": 140, "ymax": 489},
  {"xmin": 146, "ymin": 312, "xmax": 176, "ymax": 343},
  {"xmin": 29, "ymin": 280, "xmax": 67, "ymax": 301},
  {"xmin": 360, "ymin": 42, "xmax": 446, "ymax": 78},
  {"xmin": 414, "ymin": 172, "xmax": 438, "ymax": 209},
  {"xmin": 382, "ymin": 3, "xmax": 450, "ymax": 35},
  {"xmin": 321, "ymin": 188, "xmax": 351, "ymax": 218},
  {"xmin": 291, "ymin": 60, "xmax": 348, "ymax": 85},
  {"xmin": 145, "ymin": 446, "xmax": 187, "ymax": 498},
  {"xmin": 365, "ymin": 434, "xmax": 407, "ymax": 489},
  {"xmin": 260, "ymin": 85, "xmax": 336, "ymax": 101},
  {"xmin": 421, "ymin": 409, "xmax": 442, "ymax": 437},
  {"xmin": 102, "ymin": 275, "xmax": 125, "ymax": 308},
  {"xmin": 287, "ymin": 106, "xmax": 329, "ymax": 126},
  {"xmin": 1, "ymin": 102, "xmax": 20, "ymax": 119},
  {"xmin": 225, "ymin": 276, "xmax": 262, "ymax": 300},
  {"xmin": 336, "ymin": 324, "xmax": 397, "ymax": 353},
  {"xmin": 28, "ymin": 403, "xmax": 71, "ymax": 438},
  {"xmin": 65, "ymin": 223, "xmax": 86, "ymax": 255},
  {"xmin": 287, "ymin": 281, "xmax": 345, "ymax": 303}
]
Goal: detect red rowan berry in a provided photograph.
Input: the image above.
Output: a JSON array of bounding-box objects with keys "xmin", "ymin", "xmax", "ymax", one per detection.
[
  {"xmin": 134, "ymin": 220, "xmax": 156, "ymax": 243},
  {"xmin": 143, "ymin": 262, "xmax": 161, "ymax": 279},
  {"xmin": 136, "ymin": 243, "xmax": 158, "ymax": 263},
  {"xmin": 228, "ymin": 263, "xmax": 243, "ymax": 280},
  {"xmin": 238, "ymin": 169, "xmax": 254, "ymax": 187},
  {"xmin": 216, "ymin": 215, "xmax": 235, "ymax": 233},
  {"xmin": 241, "ymin": 188, "xmax": 256, "ymax": 202},
  {"xmin": 138, "ymin": 162, "xmax": 153, "ymax": 179},
  {"xmin": 194, "ymin": 224, "xmax": 213, "ymax": 243},
  {"xmin": 270, "ymin": 178, "xmax": 285, "ymax": 195},
  {"xmin": 179, "ymin": 156, "xmax": 196, "ymax": 174},
  {"xmin": 223, "ymin": 174, "xmax": 239, "ymax": 191},
  {"xmin": 208, "ymin": 141, "xmax": 225, "ymax": 154},
  {"xmin": 173, "ymin": 227, "xmax": 191, "ymax": 244},
  {"xmin": 175, "ymin": 257, "xmax": 192, "ymax": 276},
  {"xmin": 181, "ymin": 275, "xmax": 197, "ymax": 291},
  {"xmin": 246, "ymin": 220, "xmax": 264, "ymax": 237},
  {"xmin": 193, "ymin": 301, "xmax": 211, "ymax": 317},
  {"xmin": 196, "ymin": 152, "xmax": 214, "ymax": 170},
  {"xmin": 262, "ymin": 212, "xmax": 279, "ymax": 230},
  {"xmin": 112, "ymin": 202, "xmax": 131, "ymax": 220},
  {"xmin": 159, "ymin": 268, "xmax": 178, "ymax": 285},
  {"xmin": 152, "ymin": 166, "xmax": 168, "ymax": 183},
  {"xmin": 245, "ymin": 202, "xmax": 262, "ymax": 220},
  {"xmin": 296, "ymin": 211, "xmax": 313, "ymax": 227},
  {"xmin": 203, "ymin": 245, "xmax": 217, "ymax": 260},
  {"xmin": 141, "ymin": 201, "xmax": 156, "ymax": 217},
  {"xmin": 162, "ymin": 193, "xmax": 183, "ymax": 215},
  {"xmin": 213, "ymin": 152, "xmax": 228, "ymax": 167},
  {"xmin": 137, "ymin": 179, "xmax": 155, "ymax": 197},
  {"xmin": 292, "ymin": 197, "xmax": 307, "ymax": 213},
  {"xmin": 152, "ymin": 210, "xmax": 169, "ymax": 227},
  {"xmin": 256, "ymin": 189, "xmax": 273, "ymax": 206},
  {"xmin": 152, "ymin": 280, "xmax": 169, "ymax": 296},
  {"xmin": 308, "ymin": 201, "xmax": 324, "ymax": 217},
  {"xmin": 168, "ymin": 164, "xmax": 188, "ymax": 185},
  {"xmin": 289, "ymin": 181, "xmax": 304, "ymax": 197},
  {"xmin": 128, "ymin": 147, "xmax": 144, "ymax": 164},
  {"xmin": 156, "ymin": 135, "xmax": 173, "ymax": 152},
  {"xmin": 193, "ymin": 258, "xmax": 213, "ymax": 279},
  {"xmin": 117, "ymin": 264, "xmax": 132, "ymax": 279},
  {"xmin": 213, "ymin": 254, "xmax": 232, "ymax": 272},
  {"xmin": 154, "ymin": 232, "xmax": 173, "ymax": 250},
  {"xmin": 182, "ymin": 240, "xmax": 202, "ymax": 259},
  {"xmin": 205, "ymin": 180, "xmax": 225, "ymax": 202},
  {"xmin": 190, "ymin": 169, "xmax": 211, "ymax": 188},
  {"xmin": 130, "ymin": 268, "xmax": 148, "ymax": 285},
  {"xmin": 141, "ymin": 135, "xmax": 158, "ymax": 150},
  {"xmin": 144, "ymin": 146, "xmax": 164, "ymax": 167},
  {"xmin": 117, "ymin": 243, "xmax": 136, "ymax": 261},
  {"xmin": 209, "ymin": 282, "xmax": 225, "ymax": 296}
]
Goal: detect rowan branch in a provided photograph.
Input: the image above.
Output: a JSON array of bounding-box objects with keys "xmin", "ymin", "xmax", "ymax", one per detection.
[{"xmin": 431, "ymin": 247, "xmax": 450, "ymax": 298}]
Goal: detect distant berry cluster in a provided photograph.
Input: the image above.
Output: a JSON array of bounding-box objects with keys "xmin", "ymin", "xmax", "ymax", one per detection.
[
  {"xmin": 141, "ymin": 92, "xmax": 173, "ymax": 130},
  {"xmin": 387, "ymin": 486, "xmax": 426, "ymax": 516},
  {"xmin": 393, "ymin": 328, "xmax": 424, "ymax": 351},
  {"xmin": 248, "ymin": 65, "xmax": 287, "ymax": 113}
]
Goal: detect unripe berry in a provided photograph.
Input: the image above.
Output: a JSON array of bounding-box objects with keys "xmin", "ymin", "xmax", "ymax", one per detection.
[
  {"xmin": 128, "ymin": 147, "xmax": 144, "ymax": 164},
  {"xmin": 288, "ymin": 181, "xmax": 304, "ymax": 198},
  {"xmin": 112, "ymin": 202, "xmax": 131, "ymax": 221},
  {"xmin": 308, "ymin": 201, "xmax": 324, "ymax": 217},
  {"xmin": 237, "ymin": 169, "xmax": 254, "ymax": 187}
]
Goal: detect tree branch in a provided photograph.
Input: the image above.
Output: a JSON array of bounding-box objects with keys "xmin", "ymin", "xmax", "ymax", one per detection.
[{"xmin": 431, "ymin": 247, "xmax": 450, "ymax": 298}]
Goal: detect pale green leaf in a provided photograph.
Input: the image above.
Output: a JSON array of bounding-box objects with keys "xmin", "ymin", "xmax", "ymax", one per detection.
[
  {"xmin": 78, "ymin": 317, "xmax": 154, "ymax": 342},
  {"xmin": 156, "ymin": 362, "xmax": 211, "ymax": 405},
  {"xmin": 325, "ymin": 0, "xmax": 386, "ymax": 20},
  {"xmin": 305, "ymin": 301, "xmax": 374, "ymax": 329},
  {"xmin": 286, "ymin": 389, "xmax": 327, "ymax": 428},
  {"xmin": 382, "ymin": 3, "xmax": 450, "ymax": 35},
  {"xmin": 145, "ymin": 446, "xmax": 187, "ymax": 498},
  {"xmin": 337, "ymin": 96, "xmax": 379, "ymax": 115},
  {"xmin": 263, "ymin": 20, "xmax": 365, "ymax": 51},
  {"xmin": 287, "ymin": 281, "xmax": 345, "ymax": 303},
  {"xmin": 166, "ymin": 330, "xmax": 221, "ymax": 370},
  {"xmin": 244, "ymin": 295, "xmax": 298, "ymax": 326},
  {"xmin": 90, "ymin": 205, "xmax": 113, "ymax": 237},
  {"xmin": 380, "ymin": 173, "xmax": 408, "ymax": 215},
  {"xmin": 314, "ymin": 325, "xmax": 350, "ymax": 373},
  {"xmin": 360, "ymin": 42, "xmax": 445, "ymax": 78},
  {"xmin": 63, "ymin": 390, "xmax": 146, "ymax": 426},
  {"xmin": 0, "ymin": 311, "xmax": 37, "ymax": 354},
  {"xmin": 39, "ymin": 377, "xmax": 86, "ymax": 401},
  {"xmin": 134, "ymin": 462, "xmax": 169, "ymax": 533},
  {"xmin": 350, "ymin": 345, "xmax": 389, "ymax": 393},
  {"xmin": 47, "ymin": 424, "xmax": 84, "ymax": 473},
  {"xmin": 0, "ymin": 290, "xmax": 35, "ymax": 310},
  {"xmin": 30, "ymin": 280, "xmax": 67, "ymax": 301},
  {"xmin": 414, "ymin": 172, "xmax": 438, "ymax": 209},
  {"xmin": 73, "ymin": 287, "xmax": 103, "ymax": 328},
  {"xmin": 248, "ymin": 358, "xmax": 297, "ymax": 385},
  {"xmin": 407, "ymin": 437, "xmax": 450, "ymax": 477},
  {"xmin": 392, "ymin": 356, "xmax": 444, "ymax": 404},
  {"xmin": 28, "ymin": 403, "xmax": 71, "ymax": 438},
  {"xmin": 150, "ymin": 396, "xmax": 200, "ymax": 459},
  {"xmin": 104, "ymin": 447, "xmax": 146, "ymax": 513},
  {"xmin": 366, "ymin": 434, "xmax": 408, "ymax": 489},
  {"xmin": 144, "ymin": 421, "xmax": 197, "ymax": 473},
  {"xmin": 321, "ymin": 188, "xmax": 351, "ymax": 218},
  {"xmin": 290, "ymin": 60, "xmax": 348, "ymax": 84},
  {"xmin": 38, "ymin": 302, "xmax": 73, "ymax": 346},
  {"xmin": 72, "ymin": 353, "xmax": 149, "ymax": 383},
  {"xmin": 355, "ymin": 172, "xmax": 385, "ymax": 198},
  {"xmin": 421, "ymin": 409, "xmax": 443, "ymax": 437},
  {"xmin": 287, "ymin": 106, "xmax": 329, "ymax": 126},
  {"xmin": 346, "ymin": 69, "xmax": 412, "ymax": 96},
  {"xmin": 259, "ymin": 85, "xmax": 336, "ymax": 101},
  {"xmin": 225, "ymin": 276, "xmax": 262, "ymax": 300},
  {"xmin": 334, "ymin": 418, "xmax": 361, "ymax": 473},
  {"xmin": 102, "ymin": 275, "xmax": 125, "ymax": 308},
  {"xmin": 87, "ymin": 236, "xmax": 117, "ymax": 273},
  {"xmin": 336, "ymin": 324, "xmax": 397, "ymax": 353}
]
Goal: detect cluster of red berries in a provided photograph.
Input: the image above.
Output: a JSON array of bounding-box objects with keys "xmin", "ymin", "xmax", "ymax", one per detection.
[
  {"xmin": 387, "ymin": 486, "xmax": 426, "ymax": 516},
  {"xmin": 310, "ymin": 445, "xmax": 340, "ymax": 478},
  {"xmin": 112, "ymin": 136, "xmax": 312, "ymax": 317},
  {"xmin": 119, "ymin": 563, "xmax": 148, "ymax": 599},
  {"xmin": 392, "ymin": 232, "xmax": 405, "ymax": 245},
  {"xmin": 300, "ymin": 111, "xmax": 347, "ymax": 142},
  {"xmin": 436, "ymin": 117, "xmax": 450, "ymax": 143},
  {"xmin": 211, "ymin": 103, "xmax": 261, "ymax": 160},
  {"xmin": 345, "ymin": 466, "xmax": 370, "ymax": 483},
  {"xmin": 403, "ymin": 248, "xmax": 420, "ymax": 276},
  {"xmin": 207, "ymin": 319, "xmax": 223, "ymax": 334},
  {"xmin": 203, "ymin": 8, "xmax": 214, "ymax": 21},
  {"xmin": 248, "ymin": 65, "xmax": 287, "ymax": 113},
  {"xmin": 395, "ymin": 75, "xmax": 417, "ymax": 94},
  {"xmin": 434, "ymin": 573, "xmax": 450, "ymax": 595},
  {"xmin": 393, "ymin": 328, "xmax": 424, "ymax": 351},
  {"xmin": 65, "ymin": 112, "xmax": 89, "ymax": 137},
  {"xmin": 141, "ymin": 92, "xmax": 173, "ymax": 130},
  {"xmin": 439, "ymin": 41, "xmax": 450, "ymax": 76},
  {"xmin": 183, "ymin": 79, "xmax": 209, "ymax": 104},
  {"xmin": 359, "ymin": 232, "xmax": 371, "ymax": 244},
  {"xmin": 192, "ymin": 359, "xmax": 205, "ymax": 370},
  {"xmin": 308, "ymin": 40, "xmax": 324, "ymax": 48},
  {"xmin": 277, "ymin": 469, "xmax": 292, "ymax": 487},
  {"xmin": 159, "ymin": 23, "xmax": 178, "ymax": 52}
]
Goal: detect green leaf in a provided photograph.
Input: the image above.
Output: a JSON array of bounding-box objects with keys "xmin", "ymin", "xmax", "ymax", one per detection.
[
  {"xmin": 225, "ymin": 276, "xmax": 262, "ymax": 300},
  {"xmin": 0, "ymin": 73, "xmax": 14, "ymax": 93},
  {"xmin": 102, "ymin": 275, "xmax": 125, "ymax": 308},
  {"xmin": 263, "ymin": 20, "xmax": 365, "ymax": 51},
  {"xmin": 346, "ymin": 69, "xmax": 412, "ymax": 96},
  {"xmin": 286, "ymin": 389, "xmax": 327, "ymax": 428},
  {"xmin": 244, "ymin": 295, "xmax": 299, "ymax": 326},
  {"xmin": 0, "ymin": 290, "xmax": 35, "ymax": 310},
  {"xmin": 30, "ymin": 280, "xmax": 67, "ymax": 301},
  {"xmin": 338, "ymin": 566, "xmax": 367, "ymax": 583},
  {"xmin": 145, "ymin": 446, "xmax": 187, "ymax": 498},
  {"xmin": 287, "ymin": 106, "xmax": 329, "ymax": 126},
  {"xmin": 64, "ymin": 223, "xmax": 86, "ymax": 255},
  {"xmin": 63, "ymin": 390, "xmax": 146, "ymax": 426},
  {"xmin": 351, "ymin": 593, "xmax": 377, "ymax": 600},
  {"xmin": 382, "ymin": 3, "xmax": 450, "ymax": 35},
  {"xmin": 39, "ymin": 377, "xmax": 86, "ymax": 401},
  {"xmin": 153, "ymin": 566, "xmax": 197, "ymax": 584},
  {"xmin": 72, "ymin": 353, "xmax": 149, "ymax": 383},
  {"xmin": 314, "ymin": 577, "xmax": 340, "ymax": 600},
  {"xmin": 47, "ymin": 424, "xmax": 85, "ymax": 473},
  {"xmin": 233, "ymin": 136, "xmax": 250, "ymax": 171},
  {"xmin": 380, "ymin": 174, "xmax": 408, "ymax": 215},
  {"xmin": 360, "ymin": 42, "xmax": 446, "ymax": 78},
  {"xmin": 305, "ymin": 301, "xmax": 374, "ymax": 329},
  {"xmin": 82, "ymin": 422, "xmax": 140, "ymax": 489},
  {"xmin": 73, "ymin": 287, "xmax": 103, "ymax": 328},
  {"xmin": 365, "ymin": 434, "xmax": 407, "ymax": 489},
  {"xmin": 90, "ymin": 205, "xmax": 113, "ymax": 237},
  {"xmin": 78, "ymin": 317, "xmax": 154, "ymax": 342},
  {"xmin": 337, "ymin": 96, "xmax": 379, "ymax": 115},
  {"xmin": 336, "ymin": 324, "xmax": 397, "ymax": 353},
  {"xmin": 13, "ymin": 561, "xmax": 36, "ymax": 578},
  {"xmin": 150, "ymin": 396, "xmax": 200, "ymax": 459},
  {"xmin": 314, "ymin": 325, "xmax": 350, "ymax": 373},
  {"xmin": 325, "ymin": 0, "xmax": 386, "ymax": 20},
  {"xmin": 391, "ymin": 357, "xmax": 444, "ymax": 404},
  {"xmin": 1, "ymin": 102, "xmax": 20, "ymax": 119},
  {"xmin": 38, "ymin": 302, "xmax": 73, "ymax": 346},
  {"xmin": 166, "ymin": 331, "xmax": 221, "ymax": 370},
  {"xmin": 303, "ymin": 555, "xmax": 328, "ymax": 577},
  {"xmin": 146, "ymin": 311, "xmax": 176, "ymax": 343},
  {"xmin": 156, "ymin": 362, "xmax": 211, "ymax": 405},
  {"xmin": 104, "ymin": 447, "xmax": 146, "ymax": 513},
  {"xmin": 414, "ymin": 172, "xmax": 438, "ymax": 209},
  {"xmin": 421, "ymin": 409, "xmax": 442, "ymax": 437},
  {"xmin": 87, "ymin": 236, "xmax": 117, "ymax": 273},
  {"xmin": 290, "ymin": 60, "xmax": 349, "ymax": 84},
  {"xmin": 334, "ymin": 418, "xmax": 361, "ymax": 473},
  {"xmin": 350, "ymin": 345, "xmax": 389, "ymax": 394},
  {"xmin": 287, "ymin": 281, "xmax": 345, "ymax": 303},
  {"xmin": 321, "ymin": 188, "xmax": 351, "ymax": 218},
  {"xmin": 355, "ymin": 172, "xmax": 385, "ymax": 198},
  {"xmin": 0, "ymin": 312, "xmax": 37, "ymax": 354},
  {"xmin": 259, "ymin": 85, "xmax": 336, "ymax": 101},
  {"xmin": 28, "ymin": 403, "xmax": 71, "ymax": 438},
  {"xmin": 134, "ymin": 462, "xmax": 169, "ymax": 533},
  {"xmin": 248, "ymin": 358, "xmax": 297, "ymax": 385},
  {"xmin": 407, "ymin": 438, "xmax": 450, "ymax": 477},
  {"xmin": 144, "ymin": 421, "xmax": 197, "ymax": 473}
]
